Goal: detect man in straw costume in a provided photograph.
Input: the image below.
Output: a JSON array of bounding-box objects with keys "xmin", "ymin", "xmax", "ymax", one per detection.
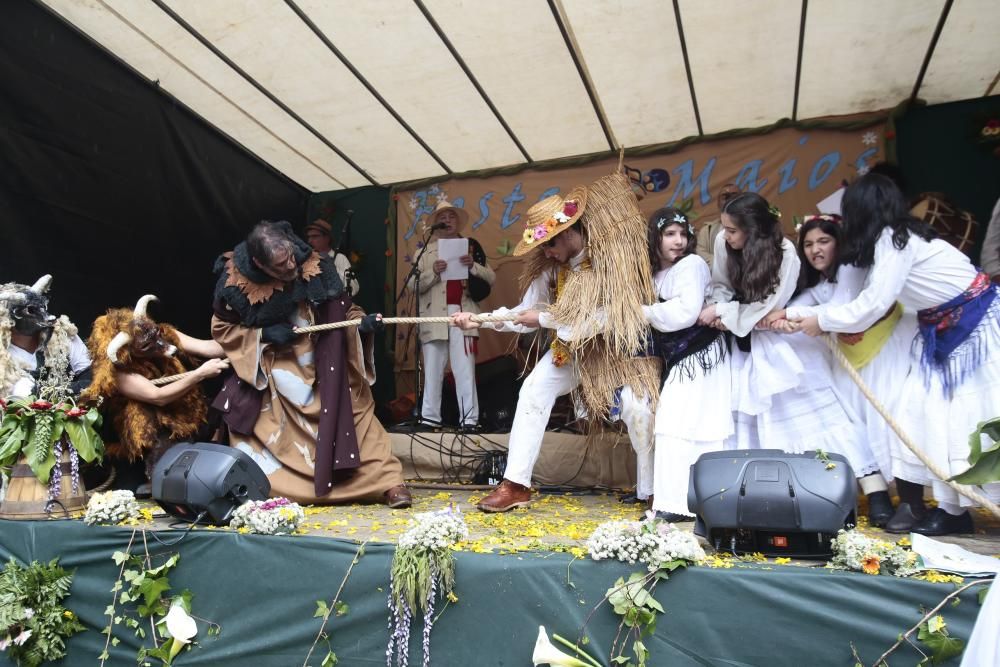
[
  {"xmin": 453, "ymin": 173, "xmax": 661, "ymax": 512},
  {"xmin": 81, "ymin": 295, "xmax": 229, "ymax": 493},
  {"xmin": 211, "ymin": 220, "xmax": 410, "ymax": 507},
  {"xmin": 406, "ymin": 198, "xmax": 495, "ymax": 429}
]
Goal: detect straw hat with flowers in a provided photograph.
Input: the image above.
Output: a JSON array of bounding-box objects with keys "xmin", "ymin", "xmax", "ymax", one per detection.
[{"xmin": 512, "ymin": 186, "xmax": 588, "ymax": 257}]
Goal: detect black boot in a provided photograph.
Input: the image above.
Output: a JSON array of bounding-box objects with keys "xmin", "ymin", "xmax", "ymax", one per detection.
[
  {"xmin": 912, "ymin": 508, "xmax": 975, "ymax": 536},
  {"xmin": 884, "ymin": 480, "xmax": 927, "ymax": 533},
  {"xmin": 866, "ymin": 491, "xmax": 894, "ymax": 528},
  {"xmin": 654, "ymin": 511, "xmax": 694, "ymax": 523}
]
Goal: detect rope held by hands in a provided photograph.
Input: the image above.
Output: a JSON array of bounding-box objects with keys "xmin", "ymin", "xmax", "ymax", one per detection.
[
  {"xmin": 822, "ymin": 334, "xmax": 1000, "ymax": 519},
  {"xmin": 148, "ymin": 315, "xmax": 516, "ymax": 385},
  {"xmin": 291, "ymin": 313, "xmax": 518, "ymax": 335}
]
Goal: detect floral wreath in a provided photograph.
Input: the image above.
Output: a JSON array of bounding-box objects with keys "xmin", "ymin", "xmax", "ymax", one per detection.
[
  {"xmin": 656, "ymin": 212, "xmax": 694, "ymax": 236},
  {"xmin": 795, "ymin": 213, "xmax": 841, "ymax": 234},
  {"xmin": 521, "ymin": 200, "xmax": 580, "ymax": 247}
]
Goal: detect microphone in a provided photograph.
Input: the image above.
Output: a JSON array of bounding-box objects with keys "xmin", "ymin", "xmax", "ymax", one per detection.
[
  {"xmin": 336, "ymin": 210, "xmax": 354, "ymax": 254},
  {"xmin": 429, "ymin": 221, "xmax": 448, "ymax": 231}
]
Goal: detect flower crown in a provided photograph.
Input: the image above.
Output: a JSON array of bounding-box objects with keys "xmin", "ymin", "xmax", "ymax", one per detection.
[
  {"xmin": 656, "ymin": 212, "xmax": 695, "ymax": 236},
  {"xmin": 521, "ymin": 200, "xmax": 580, "ymax": 246},
  {"xmin": 768, "ymin": 204, "xmax": 782, "ymax": 219},
  {"xmin": 794, "ymin": 213, "xmax": 841, "ymax": 234}
]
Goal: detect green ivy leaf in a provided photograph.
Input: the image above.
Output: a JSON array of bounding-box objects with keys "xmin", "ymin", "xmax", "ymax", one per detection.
[
  {"xmin": 314, "ymin": 600, "xmax": 330, "ymax": 618},
  {"xmin": 334, "ymin": 601, "xmax": 349, "ymax": 617},
  {"xmin": 112, "ymin": 551, "xmax": 130, "ymax": 566},
  {"xmin": 917, "ymin": 621, "xmax": 965, "ymax": 664},
  {"xmin": 321, "ymin": 650, "xmax": 339, "ymax": 666}
]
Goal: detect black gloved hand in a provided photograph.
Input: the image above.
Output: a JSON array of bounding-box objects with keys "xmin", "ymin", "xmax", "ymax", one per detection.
[
  {"xmin": 358, "ymin": 313, "xmax": 384, "ymax": 334},
  {"xmin": 261, "ymin": 323, "xmax": 296, "ymax": 345}
]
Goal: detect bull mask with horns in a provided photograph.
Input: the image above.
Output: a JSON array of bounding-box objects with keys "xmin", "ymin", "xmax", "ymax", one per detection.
[
  {"xmin": 0, "ymin": 275, "xmax": 56, "ymax": 336},
  {"xmin": 106, "ymin": 295, "xmax": 179, "ymax": 365}
]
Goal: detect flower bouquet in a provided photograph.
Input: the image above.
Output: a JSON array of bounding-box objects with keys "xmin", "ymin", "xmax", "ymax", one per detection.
[
  {"xmin": 829, "ymin": 529, "xmax": 920, "ymax": 576},
  {"xmin": 83, "ymin": 490, "xmax": 141, "ymax": 526},
  {"xmin": 228, "ymin": 497, "xmax": 304, "ymax": 535}
]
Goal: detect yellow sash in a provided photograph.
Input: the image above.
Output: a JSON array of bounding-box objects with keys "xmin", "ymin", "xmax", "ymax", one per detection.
[{"xmin": 837, "ymin": 303, "xmax": 903, "ymax": 370}]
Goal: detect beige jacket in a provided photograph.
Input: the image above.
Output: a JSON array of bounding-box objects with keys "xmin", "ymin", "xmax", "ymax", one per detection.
[{"xmin": 408, "ymin": 238, "xmax": 495, "ymax": 343}]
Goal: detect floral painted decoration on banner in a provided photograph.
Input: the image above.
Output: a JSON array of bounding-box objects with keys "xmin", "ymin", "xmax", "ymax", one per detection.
[{"xmin": 521, "ymin": 200, "xmax": 580, "ymax": 247}]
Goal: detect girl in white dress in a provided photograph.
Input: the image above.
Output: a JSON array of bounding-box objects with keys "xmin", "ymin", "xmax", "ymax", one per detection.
[
  {"xmin": 791, "ymin": 174, "xmax": 1000, "ymax": 535},
  {"xmin": 642, "ymin": 207, "xmax": 732, "ymax": 521},
  {"xmin": 770, "ymin": 215, "xmax": 913, "ymax": 526},
  {"xmin": 697, "ymin": 193, "xmax": 870, "ymax": 472}
]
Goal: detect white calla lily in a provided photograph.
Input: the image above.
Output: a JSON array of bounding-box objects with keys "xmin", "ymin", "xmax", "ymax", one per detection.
[
  {"xmin": 164, "ymin": 601, "xmax": 197, "ymax": 660},
  {"xmin": 531, "ymin": 626, "xmax": 591, "ymax": 667}
]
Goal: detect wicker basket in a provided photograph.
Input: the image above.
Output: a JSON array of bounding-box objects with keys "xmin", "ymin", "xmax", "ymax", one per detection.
[{"xmin": 0, "ymin": 451, "xmax": 87, "ymax": 520}]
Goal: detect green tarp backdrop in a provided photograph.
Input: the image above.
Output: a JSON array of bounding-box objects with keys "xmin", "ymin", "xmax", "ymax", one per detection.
[{"xmin": 0, "ymin": 520, "xmax": 982, "ymax": 666}]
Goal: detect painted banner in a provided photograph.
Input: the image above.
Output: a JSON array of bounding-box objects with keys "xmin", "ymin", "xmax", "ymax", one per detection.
[{"xmin": 393, "ymin": 123, "xmax": 885, "ymax": 374}]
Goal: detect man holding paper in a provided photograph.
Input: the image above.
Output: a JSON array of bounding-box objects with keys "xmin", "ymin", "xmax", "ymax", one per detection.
[{"xmin": 408, "ymin": 199, "xmax": 495, "ymax": 430}]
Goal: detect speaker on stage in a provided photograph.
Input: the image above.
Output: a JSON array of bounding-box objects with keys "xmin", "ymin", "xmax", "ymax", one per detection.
[
  {"xmin": 152, "ymin": 443, "xmax": 270, "ymax": 525},
  {"xmin": 688, "ymin": 449, "xmax": 857, "ymax": 557}
]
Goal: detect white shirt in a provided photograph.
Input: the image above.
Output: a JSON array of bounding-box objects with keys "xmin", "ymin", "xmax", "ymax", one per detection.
[
  {"xmin": 642, "ymin": 254, "xmax": 711, "ymax": 333},
  {"xmin": 786, "ymin": 264, "xmax": 869, "ymax": 323},
  {"xmin": 709, "ymin": 233, "xmax": 801, "ymax": 337},
  {"xmin": 487, "ymin": 249, "xmax": 589, "ymax": 339},
  {"xmin": 6, "ymin": 335, "xmax": 91, "ymax": 398},
  {"xmin": 816, "ymin": 228, "xmax": 977, "ymax": 333},
  {"xmin": 326, "ymin": 250, "xmax": 359, "ymax": 297}
]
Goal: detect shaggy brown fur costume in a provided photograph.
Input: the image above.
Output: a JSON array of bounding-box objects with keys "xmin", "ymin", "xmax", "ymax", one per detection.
[{"xmin": 81, "ymin": 308, "xmax": 206, "ymax": 461}]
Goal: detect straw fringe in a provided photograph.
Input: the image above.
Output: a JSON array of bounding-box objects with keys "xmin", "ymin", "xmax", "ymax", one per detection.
[{"xmin": 550, "ymin": 171, "xmax": 657, "ymax": 419}]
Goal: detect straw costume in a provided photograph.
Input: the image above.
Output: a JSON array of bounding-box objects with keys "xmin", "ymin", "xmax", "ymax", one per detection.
[{"xmin": 469, "ymin": 171, "xmax": 660, "ymax": 512}]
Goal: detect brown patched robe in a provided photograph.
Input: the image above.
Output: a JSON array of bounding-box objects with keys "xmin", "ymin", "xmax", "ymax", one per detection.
[{"xmin": 212, "ymin": 302, "xmax": 403, "ymax": 504}]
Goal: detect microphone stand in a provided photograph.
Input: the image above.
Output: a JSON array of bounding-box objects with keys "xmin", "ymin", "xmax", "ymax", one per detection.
[{"xmin": 394, "ymin": 225, "xmax": 438, "ymax": 428}]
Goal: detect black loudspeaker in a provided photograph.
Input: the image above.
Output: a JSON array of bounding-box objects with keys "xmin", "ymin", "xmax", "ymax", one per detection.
[
  {"xmin": 688, "ymin": 449, "xmax": 857, "ymax": 557},
  {"xmin": 152, "ymin": 443, "xmax": 270, "ymax": 525}
]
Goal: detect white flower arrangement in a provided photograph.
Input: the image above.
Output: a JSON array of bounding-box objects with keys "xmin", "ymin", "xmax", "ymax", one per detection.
[
  {"xmin": 829, "ymin": 529, "xmax": 920, "ymax": 577},
  {"xmin": 397, "ymin": 506, "xmax": 469, "ymax": 550},
  {"xmin": 587, "ymin": 512, "xmax": 705, "ymax": 571},
  {"xmin": 83, "ymin": 490, "xmax": 140, "ymax": 525},
  {"xmin": 228, "ymin": 497, "xmax": 304, "ymax": 535}
]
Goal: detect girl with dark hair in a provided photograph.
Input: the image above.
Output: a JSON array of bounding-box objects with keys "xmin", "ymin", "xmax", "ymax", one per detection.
[
  {"xmin": 791, "ymin": 173, "xmax": 1000, "ymax": 535},
  {"xmin": 641, "ymin": 207, "xmax": 731, "ymax": 521},
  {"xmin": 698, "ymin": 193, "xmax": 868, "ymax": 465},
  {"xmin": 770, "ymin": 215, "xmax": 913, "ymax": 526}
]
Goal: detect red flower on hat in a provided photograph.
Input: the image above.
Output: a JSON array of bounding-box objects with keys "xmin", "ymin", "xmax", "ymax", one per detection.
[{"xmin": 563, "ymin": 201, "xmax": 578, "ymax": 218}]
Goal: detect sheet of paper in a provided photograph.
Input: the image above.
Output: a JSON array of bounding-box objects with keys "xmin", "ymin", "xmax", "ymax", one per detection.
[
  {"xmin": 911, "ymin": 533, "xmax": 1000, "ymax": 576},
  {"xmin": 816, "ymin": 187, "xmax": 845, "ymax": 216},
  {"xmin": 437, "ymin": 238, "xmax": 469, "ymax": 280}
]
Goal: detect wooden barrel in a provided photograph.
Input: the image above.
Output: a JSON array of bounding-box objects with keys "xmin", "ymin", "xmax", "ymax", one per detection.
[{"xmin": 0, "ymin": 451, "xmax": 88, "ymax": 520}]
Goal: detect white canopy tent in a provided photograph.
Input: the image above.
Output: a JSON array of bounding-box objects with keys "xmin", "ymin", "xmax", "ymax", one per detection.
[{"xmin": 39, "ymin": 0, "xmax": 1000, "ymax": 192}]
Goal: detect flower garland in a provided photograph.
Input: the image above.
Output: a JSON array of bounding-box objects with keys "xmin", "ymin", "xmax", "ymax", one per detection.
[
  {"xmin": 228, "ymin": 497, "xmax": 305, "ymax": 535},
  {"xmin": 386, "ymin": 507, "xmax": 467, "ymax": 667},
  {"xmin": 829, "ymin": 529, "xmax": 920, "ymax": 576},
  {"xmin": 84, "ymin": 490, "xmax": 141, "ymax": 525}
]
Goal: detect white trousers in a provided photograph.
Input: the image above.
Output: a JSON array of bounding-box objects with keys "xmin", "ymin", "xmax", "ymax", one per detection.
[
  {"xmin": 421, "ymin": 305, "xmax": 479, "ymax": 425},
  {"xmin": 503, "ymin": 350, "xmax": 654, "ymax": 497}
]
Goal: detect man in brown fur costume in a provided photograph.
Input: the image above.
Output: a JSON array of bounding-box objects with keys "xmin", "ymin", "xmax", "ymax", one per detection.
[
  {"xmin": 82, "ymin": 295, "xmax": 228, "ymax": 493},
  {"xmin": 211, "ymin": 221, "xmax": 409, "ymax": 507}
]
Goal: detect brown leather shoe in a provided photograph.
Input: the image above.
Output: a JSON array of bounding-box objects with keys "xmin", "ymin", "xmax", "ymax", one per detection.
[
  {"xmin": 384, "ymin": 485, "xmax": 412, "ymax": 509},
  {"xmin": 477, "ymin": 479, "xmax": 533, "ymax": 513}
]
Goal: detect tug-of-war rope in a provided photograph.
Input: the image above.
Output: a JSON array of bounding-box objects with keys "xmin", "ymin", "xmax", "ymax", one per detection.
[
  {"xmin": 822, "ymin": 334, "xmax": 1000, "ymax": 519},
  {"xmin": 148, "ymin": 315, "xmax": 1000, "ymax": 518}
]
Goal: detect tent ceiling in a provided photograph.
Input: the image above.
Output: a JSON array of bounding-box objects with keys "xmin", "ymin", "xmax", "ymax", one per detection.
[{"xmin": 40, "ymin": 0, "xmax": 1000, "ymax": 192}]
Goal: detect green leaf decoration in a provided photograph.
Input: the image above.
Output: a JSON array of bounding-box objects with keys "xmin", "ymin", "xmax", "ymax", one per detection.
[
  {"xmin": 917, "ymin": 617, "xmax": 966, "ymax": 665},
  {"xmin": 950, "ymin": 417, "xmax": 1000, "ymax": 485},
  {"xmin": 315, "ymin": 600, "xmax": 330, "ymax": 618},
  {"xmin": 334, "ymin": 601, "xmax": 350, "ymax": 617},
  {"xmin": 497, "ymin": 238, "xmax": 515, "ymax": 256}
]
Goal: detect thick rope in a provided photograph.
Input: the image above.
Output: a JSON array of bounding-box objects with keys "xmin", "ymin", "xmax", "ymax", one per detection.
[
  {"xmin": 292, "ymin": 313, "xmax": 518, "ymax": 335},
  {"xmin": 149, "ymin": 315, "xmax": 519, "ymax": 385},
  {"xmin": 823, "ymin": 334, "xmax": 1000, "ymax": 519}
]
